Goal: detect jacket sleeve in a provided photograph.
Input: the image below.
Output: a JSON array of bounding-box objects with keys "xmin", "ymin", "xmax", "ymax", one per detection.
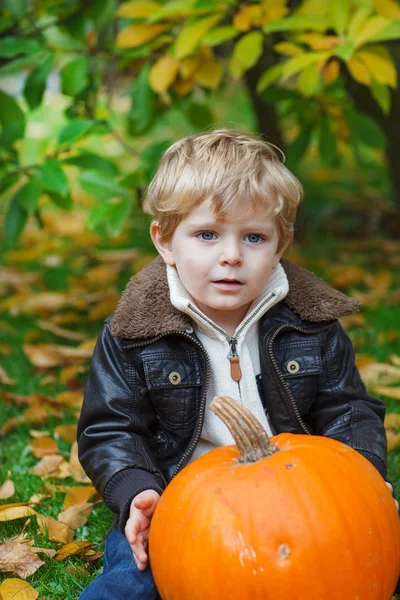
[
  {"xmin": 305, "ymin": 321, "xmax": 388, "ymax": 480},
  {"xmin": 77, "ymin": 320, "xmax": 166, "ymax": 530}
]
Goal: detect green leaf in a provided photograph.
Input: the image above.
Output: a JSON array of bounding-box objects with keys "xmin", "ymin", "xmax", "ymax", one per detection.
[
  {"xmin": 48, "ymin": 192, "xmax": 74, "ymax": 210},
  {"xmin": 79, "ymin": 170, "xmax": 131, "ymax": 198},
  {"xmin": 0, "ymin": 172, "xmax": 19, "ymax": 195},
  {"xmin": 130, "ymin": 63, "xmax": 155, "ymax": 134},
  {"xmin": 257, "ymin": 63, "xmax": 284, "ymax": 93},
  {"xmin": 87, "ymin": 200, "xmax": 110, "ymax": 229},
  {"xmin": 202, "ymin": 26, "xmax": 238, "ymax": 46},
  {"xmin": 230, "ymin": 31, "xmax": 263, "ymax": 77},
  {"xmin": 0, "ymin": 37, "xmax": 43, "ymax": 57},
  {"xmin": 60, "ymin": 55, "xmax": 89, "ymax": 96},
  {"xmin": 108, "ymin": 198, "xmax": 133, "ymax": 235},
  {"xmin": 347, "ymin": 8, "xmax": 372, "ymax": 40},
  {"xmin": 0, "ymin": 54, "xmax": 46, "ymax": 75},
  {"xmin": 334, "ymin": 40, "xmax": 355, "ymax": 60},
  {"xmin": 263, "ymin": 15, "xmax": 329, "ymax": 34},
  {"xmin": 4, "ymin": 196, "xmax": 28, "ymax": 247},
  {"xmin": 286, "ymin": 127, "xmax": 313, "ymax": 168},
  {"xmin": 0, "ymin": 90, "xmax": 25, "ymax": 149},
  {"xmin": 62, "ymin": 152, "xmax": 119, "ymax": 175},
  {"xmin": 141, "ymin": 140, "xmax": 171, "ymax": 180},
  {"xmin": 318, "ymin": 117, "xmax": 339, "ymax": 167},
  {"xmin": 281, "ymin": 52, "xmax": 330, "ymax": 81},
  {"xmin": 367, "ymin": 20, "xmax": 400, "ymax": 42},
  {"xmin": 173, "ymin": 14, "xmax": 222, "ymax": 59},
  {"xmin": 14, "ymin": 177, "xmax": 42, "ymax": 210},
  {"xmin": 370, "ymin": 78, "xmax": 391, "ymax": 115},
  {"xmin": 328, "ymin": 0, "xmax": 350, "ymax": 36},
  {"xmin": 0, "ymin": 17, "xmax": 14, "ymax": 35},
  {"xmin": 186, "ymin": 102, "xmax": 214, "ymax": 129},
  {"xmin": 40, "ymin": 160, "xmax": 69, "ymax": 197},
  {"xmin": 5, "ymin": 0, "xmax": 27, "ymax": 19},
  {"xmin": 23, "ymin": 55, "xmax": 54, "ymax": 110},
  {"xmin": 297, "ymin": 63, "xmax": 321, "ymax": 96},
  {"xmin": 344, "ymin": 107, "xmax": 385, "ymax": 148},
  {"xmin": 58, "ymin": 119, "xmax": 94, "ymax": 145}
]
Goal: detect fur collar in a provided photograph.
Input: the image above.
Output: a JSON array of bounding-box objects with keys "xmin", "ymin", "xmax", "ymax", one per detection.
[{"xmin": 110, "ymin": 255, "xmax": 359, "ymax": 340}]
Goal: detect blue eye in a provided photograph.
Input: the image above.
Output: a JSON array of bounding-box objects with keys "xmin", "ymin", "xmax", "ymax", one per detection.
[
  {"xmin": 198, "ymin": 231, "xmax": 216, "ymax": 241},
  {"xmin": 246, "ymin": 234, "xmax": 263, "ymax": 243}
]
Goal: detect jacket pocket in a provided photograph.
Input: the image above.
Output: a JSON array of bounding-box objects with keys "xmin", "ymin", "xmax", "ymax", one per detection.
[
  {"xmin": 276, "ymin": 342, "xmax": 322, "ymax": 415},
  {"xmin": 142, "ymin": 354, "xmax": 201, "ymax": 428}
]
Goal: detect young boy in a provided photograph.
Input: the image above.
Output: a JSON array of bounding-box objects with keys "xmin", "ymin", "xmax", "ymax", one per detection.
[{"xmin": 77, "ymin": 129, "xmax": 397, "ymax": 599}]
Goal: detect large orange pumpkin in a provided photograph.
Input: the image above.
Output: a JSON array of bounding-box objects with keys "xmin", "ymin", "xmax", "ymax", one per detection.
[{"xmin": 149, "ymin": 396, "xmax": 400, "ymax": 600}]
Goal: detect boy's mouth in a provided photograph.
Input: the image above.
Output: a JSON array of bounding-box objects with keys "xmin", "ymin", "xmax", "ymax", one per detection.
[{"xmin": 213, "ymin": 279, "xmax": 243, "ymax": 287}]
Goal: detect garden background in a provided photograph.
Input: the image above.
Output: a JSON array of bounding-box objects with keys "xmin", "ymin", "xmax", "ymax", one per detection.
[{"xmin": 0, "ymin": 0, "xmax": 400, "ymax": 598}]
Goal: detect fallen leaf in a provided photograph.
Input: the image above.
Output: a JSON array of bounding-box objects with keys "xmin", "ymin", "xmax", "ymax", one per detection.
[
  {"xmin": 0, "ymin": 535, "xmax": 44, "ymax": 578},
  {"xmin": 386, "ymin": 430, "xmax": 400, "ymax": 452},
  {"xmin": 28, "ymin": 494, "xmax": 49, "ymax": 505},
  {"xmin": 31, "ymin": 547, "xmax": 56, "ymax": 558},
  {"xmin": 385, "ymin": 414, "xmax": 400, "ymax": 429},
  {"xmin": 70, "ymin": 442, "xmax": 91, "ymax": 483},
  {"xmin": 55, "ymin": 541, "xmax": 93, "ymax": 561},
  {"xmin": 30, "ymin": 437, "xmax": 58, "ymax": 458},
  {"xmin": 0, "ymin": 477, "xmax": 15, "ymax": 500},
  {"xmin": 390, "ymin": 355, "xmax": 400, "ymax": 368},
  {"xmin": 65, "ymin": 564, "xmax": 90, "ymax": 576},
  {"xmin": 0, "ymin": 365, "xmax": 16, "ymax": 385},
  {"xmin": 0, "ymin": 577, "xmax": 39, "ymax": 599},
  {"xmin": 55, "ymin": 391, "xmax": 83, "ymax": 409},
  {"xmin": 339, "ymin": 314, "xmax": 366, "ymax": 330},
  {"xmin": 32, "ymin": 455, "xmax": 64, "ymax": 477},
  {"xmin": 372, "ymin": 386, "xmax": 400, "ymax": 400},
  {"xmin": 358, "ymin": 363, "xmax": 400, "ymax": 386},
  {"xmin": 36, "ymin": 319, "xmax": 88, "ymax": 342},
  {"xmin": 29, "ymin": 429, "xmax": 51, "ymax": 438},
  {"xmin": 54, "ymin": 424, "xmax": 77, "ymax": 444},
  {"xmin": 36, "ymin": 513, "xmax": 74, "ymax": 544},
  {"xmin": 0, "ymin": 506, "xmax": 36, "ymax": 522},
  {"xmin": 57, "ymin": 503, "xmax": 93, "ymax": 529},
  {"xmin": 63, "ymin": 486, "xmax": 96, "ymax": 509}
]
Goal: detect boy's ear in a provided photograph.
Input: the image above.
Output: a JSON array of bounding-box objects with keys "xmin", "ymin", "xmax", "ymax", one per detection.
[{"xmin": 149, "ymin": 221, "xmax": 175, "ymax": 267}]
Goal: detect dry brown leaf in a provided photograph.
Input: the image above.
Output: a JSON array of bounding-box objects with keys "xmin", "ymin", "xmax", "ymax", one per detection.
[
  {"xmin": 55, "ymin": 391, "xmax": 83, "ymax": 409},
  {"xmin": 63, "ymin": 486, "xmax": 96, "ymax": 509},
  {"xmin": 328, "ymin": 264, "xmax": 367, "ymax": 289},
  {"xmin": 36, "ymin": 319, "xmax": 88, "ymax": 342},
  {"xmin": 0, "ymin": 577, "xmax": 39, "ymax": 599},
  {"xmin": 365, "ymin": 270, "xmax": 392, "ymax": 291},
  {"xmin": 0, "ymin": 506, "xmax": 36, "ymax": 522},
  {"xmin": 36, "ymin": 513, "xmax": 74, "ymax": 544},
  {"xmin": 354, "ymin": 354, "xmax": 376, "ymax": 370},
  {"xmin": 95, "ymin": 248, "xmax": 138, "ymax": 263},
  {"xmin": 339, "ymin": 314, "xmax": 366, "ymax": 330},
  {"xmin": 70, "ymin": 442, "xmax": 91, "ymax": 483},
  {"xmin": 54, "ymin": 424, "xmax": 77, "ymax": 444},
  {"xmin": 390, "ymin": 355, "xmax": 400, "ymax": 368},
  {"xmin": 29, "ymin": 429, "xmax": 51, "ymax": 438},
  {"xmin": 57, "ymin": 503, "xmax": 93, "ymax": 530},
  {"xmin": 0, "ymin": 535, "xmax": 44, "ymax": 578},
  {"xmin": 84, "ymin": 549, "xmax": 103, "ymax": 563},
  {"xmin": 59, "ymin": 365, "xmax": 87, "ymax": 384},
  {"xmin": 52, "ymin": 459, "xmax": 73, "ymax": 480},
  {"xmin": 65, "ymin": 564, "xmax": 90, "ymax": 576},
  {"xmin": 32, "ymin": 454, "xmax": 64, "ymax": 477},
  {"xmin": 0, "ymin": 476, "xmax": 15, "ymax": 500},
  {"xmin": 20, "ymin": 292, "xmax": 71, "ymax": 315},
  {"xmin": 55, "ymin": 541, "xmax": 93, "ymax": 561},
  {"xmin": 0, "ymin": 365, "xmax": 16, "ymax": 385},
  {"xmin": 372, "ymin": 386, "xmax": 400, "ymax": 400},
  {"xmin": 31, "ymin": 547, "xmax": 56, "ymax": 558},
  {"xmin": 28, "ymin": 494, "xmax": 49, "ymax": 505},
  {"xmin": 386, "ymin": 430, "xmax": 400, "ymax": 452},
  {"xmin": 385, "ymin": 414, "xmax": 400, "ymax": 430},
  {"xmin": 30, "ymin": 437, "xmax": 58, "ymax": 458},
  {"xmin": 358, "ymin": 363, "xmax": 400, "ymax": 386}
]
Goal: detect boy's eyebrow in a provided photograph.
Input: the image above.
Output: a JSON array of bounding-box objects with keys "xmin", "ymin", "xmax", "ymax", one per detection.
[{"xmin": 187, "ymin": 221, "xmax": 275, "ymax": 233}]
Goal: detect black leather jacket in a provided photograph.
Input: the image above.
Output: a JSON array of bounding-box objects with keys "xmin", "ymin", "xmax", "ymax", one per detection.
[{"xmin": 77, "ymin": 257, "xmax": 388, "ymax": 527}]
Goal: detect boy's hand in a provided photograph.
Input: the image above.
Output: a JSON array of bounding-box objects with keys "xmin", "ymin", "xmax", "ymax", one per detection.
[
  {"xmin": 386, "ymin": 482, "xmax": 399, "ymax": 510},
  {"xmin": 125, "ymin": 489, "xmax": 161, "ymax": 571}
]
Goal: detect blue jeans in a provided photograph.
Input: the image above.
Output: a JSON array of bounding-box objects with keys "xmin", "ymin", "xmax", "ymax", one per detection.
[{"xmin": 79, "ymin": 529, "xmax": 160, "ymax": 600}]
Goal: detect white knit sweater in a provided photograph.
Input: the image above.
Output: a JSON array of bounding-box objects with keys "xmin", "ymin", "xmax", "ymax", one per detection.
[{"xmin": 166, "ymin": 263, "xmax": 289, "ymax": 462}]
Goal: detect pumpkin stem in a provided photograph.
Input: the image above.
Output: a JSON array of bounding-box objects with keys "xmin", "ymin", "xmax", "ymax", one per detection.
[{"xmin": 209, "ymin": 395, "xmax": 280, "ymax": 463}]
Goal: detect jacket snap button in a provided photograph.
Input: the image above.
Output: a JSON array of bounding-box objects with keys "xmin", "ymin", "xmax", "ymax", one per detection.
[
  {"xmin": 168, "ymin": 371, "xmax": 182, "ymax": 385},
  {"xmin": 287, "ymin": 360, "xmax": 300, "ymax": 374}
]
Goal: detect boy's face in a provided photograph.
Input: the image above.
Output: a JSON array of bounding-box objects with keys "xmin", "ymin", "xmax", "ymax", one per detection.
[{"xmin": 151, "ymin": 198, "xmax": 285, "ymax": 332}]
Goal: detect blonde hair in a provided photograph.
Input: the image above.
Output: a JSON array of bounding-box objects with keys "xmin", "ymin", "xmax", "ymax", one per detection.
[{"xmin": 142, "ymin": 128, "xmax": 303, "ymax": 253}]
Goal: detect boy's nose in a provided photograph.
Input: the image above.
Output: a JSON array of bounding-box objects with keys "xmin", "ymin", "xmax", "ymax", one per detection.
[{"xmin": 219, "ymin": 242, "xmax": 243, "ymax": 265}]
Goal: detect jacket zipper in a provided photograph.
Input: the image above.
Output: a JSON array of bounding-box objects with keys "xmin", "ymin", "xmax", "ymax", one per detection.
[
  {"xmin": 268, "ymin": 322, "xmax": 335, "ymax": 435},
  {"xmin": 188, "ymin": 292, "xmax": 277, "ymax": 382},
  {"xmin": 122, "ymin": 329, "xmax": 211, "ymax": 479}
]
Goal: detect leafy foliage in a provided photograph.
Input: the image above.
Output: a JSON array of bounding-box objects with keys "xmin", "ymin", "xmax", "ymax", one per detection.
[{"xmin": 0, "ymin": 0, "xmax": 399, "ymax": 246}]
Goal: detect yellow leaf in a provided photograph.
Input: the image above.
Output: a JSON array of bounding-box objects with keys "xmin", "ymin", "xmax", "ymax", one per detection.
[
  {"xmin": 30, "ymin": 437, "xmax": 58, "ymax": 458},
  {"xmin": 386, "ymin": 429, "xmax": 400, "ymax": 452},
  {"xmin": 347, "ymin": 56, "xmax": 371, "ymax": 85},
  {"xmin": 0, "ymin": 506, "xmax": 36, "ymax": 522},
  {"xmin": 179, "ymin": 54, "xmax": 202, "ymax": 79},
  {"xmin": 57, "ymin": 503, "xmax": 93, "ymax": 530},
  {"xmin": 0, "ymin": 578, "xmax": 38, "ymax": 600},
  {"xmin": 230, "ymin": 31, "xmax": 263, "ymax": 78},
  {"xmin": 63, "ymin": 486, "xmax": 97, "ymax": 509},
  {"xmin": 194, "ymin": 57, "xmax": 223, "ymax": 89},
  {"xmin": 172, "ymin": 76, "xmax": 194, "ymax": 96},
  {"xmin": 296, "ymin": 32, "xmax": 340, "ymax": 50},
  {"xmin": 261, "ymin": 0, "xmax": 289, "ymax": 24},
  {"xmin": 36, "ymin": 513, "xmax": 74, "ymax": 544},
  {"xmin": 354, "ymin": 15, "xmax": 391, "ymax": 47},
  {"xmin": 0, "ymin": 478, "xmax": 15, "ymax": 500},
  {"xmin": 55, "ymin": 541, "xmax": 93, "ymax": 562},
  {"xmin": 149, "ymin": 53, "xmax": 179, "ymax": 93},
  {"xmin": 373, "ymin": 0, "xmax": 400, "ymax": 19},
  {"xmin": 116, "ymin": 23, "xmax": 169, "ymax": 48},
  {"xmin": 174, "ymin": 14, "xmax": 222, "ymax": 59},
  {"xmin": 281, "ymin": 51, "xmax": 330, "ymax": 81},
  {"xmin": 356, "ymin": 46, "xmax": 397, "ymax": 87},
  {"xmin": 373, "ymin": 386, "xmax": 400, "ymax": 400},
  {"xmin": 116, "ymin": 1, "xmax": 160, "ymax": 18},
  {"xmin": 273, "ymin": 41, "xmax": 304, "ymax": 56},
  {"xmin": 322, "ymin": 58, "xmax": 340, "ymax": 84},
  {"xmin": 233, "ymin": 5, "xmax": 263, "ymax": 31}
]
